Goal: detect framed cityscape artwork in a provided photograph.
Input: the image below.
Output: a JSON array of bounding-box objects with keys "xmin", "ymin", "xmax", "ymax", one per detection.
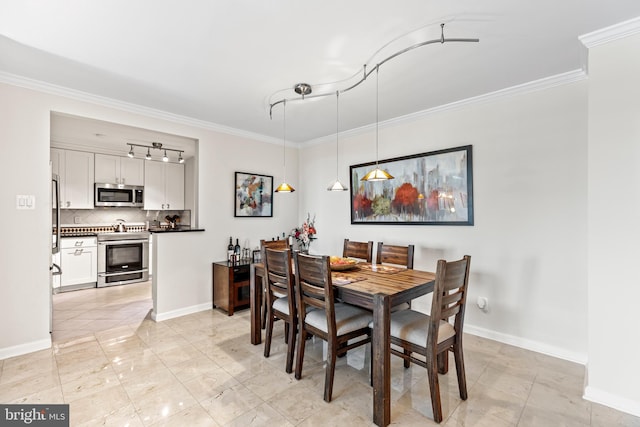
[{"xmin": 350, "ymin": 145, "xmax": 473, "ymax": 225}]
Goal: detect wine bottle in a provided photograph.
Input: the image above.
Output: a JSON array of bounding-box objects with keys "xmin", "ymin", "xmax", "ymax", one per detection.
[
  {"xmin": 234, "ymin": 238, "xmax": 241, "ymax": 262},
  {"xmin": 227, "ymin": 237, "xmax": 234, "ymax": 263}
]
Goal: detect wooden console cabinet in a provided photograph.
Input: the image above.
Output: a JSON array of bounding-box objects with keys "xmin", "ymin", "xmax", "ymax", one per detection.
[{"xmin": 212, "ymin": 260, "xmax": 251, "ymax": 315}]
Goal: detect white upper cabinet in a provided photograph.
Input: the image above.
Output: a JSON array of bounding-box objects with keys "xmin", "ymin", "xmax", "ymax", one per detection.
[
  {"xmin": 51, "ymin": 148, "xmax": 94, "ymax": 209},
  {"xmin": 144, "ymin": 161, "xmax": 184, "ymax": 210},
  {"xmin": 95, "ymin": 154, "xmax": 144, "ymax": 186}
]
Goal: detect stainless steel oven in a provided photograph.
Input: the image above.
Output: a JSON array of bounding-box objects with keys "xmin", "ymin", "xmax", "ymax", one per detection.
[{"xmin": 97, "ymin": 232, "xmax": 149, "ymax": 287}]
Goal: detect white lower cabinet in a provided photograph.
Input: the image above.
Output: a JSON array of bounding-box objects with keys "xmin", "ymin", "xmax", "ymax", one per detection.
[{"xmin": 60, "ymin": 237, "xmax": 97, "ymax": 287}]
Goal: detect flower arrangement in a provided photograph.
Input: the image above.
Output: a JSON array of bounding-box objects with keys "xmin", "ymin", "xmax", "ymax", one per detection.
[{"xmin": 291, "ymin": 213, "xmax": 317, "ymax": 250}]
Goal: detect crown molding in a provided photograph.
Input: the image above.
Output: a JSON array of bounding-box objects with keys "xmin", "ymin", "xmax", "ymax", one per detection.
[
  {"xmin": 304, "ymin": 69, "xmax": 587, "ymax": 147},
  {"xmin": 579, "ymin": 15, "xmax": 640, "ymax": 48},
  {"xmin": 0, "ymin": 71, "xmax": 282, "ymax": 146}
]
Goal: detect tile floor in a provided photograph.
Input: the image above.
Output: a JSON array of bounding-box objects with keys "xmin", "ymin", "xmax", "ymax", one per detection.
[{"xmin": 1, "ymin": 283, "xmax": 639, "ymax": 426}]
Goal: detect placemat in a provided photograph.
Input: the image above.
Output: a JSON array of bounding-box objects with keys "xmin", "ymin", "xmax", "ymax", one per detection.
[
  {"xmin": 331, "ymin": 274, "xmax": 368, "ymax": 285},
  {"xmin": 357, "ymin": 263, "xmax": 404, "ymax": 274}
]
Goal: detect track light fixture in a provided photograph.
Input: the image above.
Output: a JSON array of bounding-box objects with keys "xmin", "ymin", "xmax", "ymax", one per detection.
[{"xmin": 127, "ymin": 142, "xmax": 184, "ymax": 163}]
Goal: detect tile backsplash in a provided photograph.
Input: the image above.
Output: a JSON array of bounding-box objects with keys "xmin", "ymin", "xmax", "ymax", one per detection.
[{"xmin": 60, "ymin": 208, "xmax": 190, "ymax": 228}]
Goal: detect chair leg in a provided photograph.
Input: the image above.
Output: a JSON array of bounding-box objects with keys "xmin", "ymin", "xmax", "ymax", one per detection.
[
  {"xmin": 295, "ymin": 328, "xmax": 307, "ymax": 380},
  {"xmin": 264, "ymin": 307, "xmax": 274, "ymax": 358},
  {"xmin": 285, "ymin": 319, "xmax": 296, "ymax": 374},
  {"xmin": 453, "ymin": 343, "xmax": 468, "ymax": 400},
  {"xmin": 284, "ymin": 322, "xmax": 290, "ymax": 344},
  {"xmin": 437, "ymin": 349, "xmax": 449, "ymax": 374},
  {"xmin": 404, "ymin": 349, "xmax": 411, "ymax": 368},
  {"xmin": 324, "ymin": 341, "xmax": 337, "ymax": 402},
  {"xmin": 427, "ymin": 359, "xmax": 443, "ymax": 423}
]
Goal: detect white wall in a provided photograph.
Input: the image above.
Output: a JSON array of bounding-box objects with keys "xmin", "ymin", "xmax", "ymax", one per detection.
[
  {"xmin": 585, "ymin": 32, "xmax": 640, "ymax": 416},
  {"xmin": 0, "ymin": 81, "xmax": 299, "ymax": 358},
  {"xmin": 300, "ymin": 81, "xmax": 589, "ymax": 362}
]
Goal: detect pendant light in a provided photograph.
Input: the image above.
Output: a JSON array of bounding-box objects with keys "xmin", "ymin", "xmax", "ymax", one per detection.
[
  {"xmin": 361, "ymin": 65, "xmax": 393, "ymax": 182},
  {"xmin": 162, "ymin": 150, "xmax": 169, "ymax": 162},
  {"xmin": 145, "ymin": 148, "xmax": 152, "ymax": 160},
  {"xmin": 328, "ymin": 91, "xmax": 348, "ymax": 191},
  {"xmin": 275, "ymin": 100, "xmax": 295, "ymax": 193}
]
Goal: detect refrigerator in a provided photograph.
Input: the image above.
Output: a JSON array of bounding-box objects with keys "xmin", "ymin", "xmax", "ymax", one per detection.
[{"xmin": 50, "ymin": 173, "xmax": 62, "ymax": 332}]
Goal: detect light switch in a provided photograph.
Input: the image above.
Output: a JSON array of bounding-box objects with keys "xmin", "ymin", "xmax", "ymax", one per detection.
[{"xmin": 16, "ymin": 195, "xmax": 36, "ymax": 210}]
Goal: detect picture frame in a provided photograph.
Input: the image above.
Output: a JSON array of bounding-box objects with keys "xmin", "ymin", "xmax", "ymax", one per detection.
[
  {"xmin": 350, "ymin": 145, "xmax": 473, "ymax": 225},
  {"xmin": 234, "ymin": 172, "xmax": 273, "ymax": 217}
]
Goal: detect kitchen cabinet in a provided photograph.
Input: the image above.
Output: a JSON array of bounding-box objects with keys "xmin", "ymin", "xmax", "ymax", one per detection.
[
  {"xmin": 144, "ymin": 161, "xmax": 184, "ymax": 210},
  {"xmin": 212, "ymin": 260, "xmax": 250, "ymax": 315},
  {"xmin": 95, "ymin": 154, "xmax": 144, "ymax": 186},
  {"xmin": 60, "ymin": 236, "xmax": 97, "ymax": 288},
  {"xmin": 51, "ymin": 148, "xmax": 95, "ymax": 209}
]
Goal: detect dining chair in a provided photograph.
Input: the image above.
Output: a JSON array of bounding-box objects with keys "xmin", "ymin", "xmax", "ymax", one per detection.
[
  {"xmin": 377, "ymin": 242, "xmax": 415, "ymax": 316},
  {"xmin": 293, "ymin": 251, "xmax": 372, "ymax": 402},
  {"xmin": 263, "ymin": 247, "xmax": 297, "ymax": 373},
  {"xmin": 387, "ymin": 255, "xmax": 471, "ymax": 423},
  {"xmin": 260, "ymin": 239, "xmax": 290, "ymax": 328},
  {"xmin": 376, "ymin": 242, "xmax": 414, "ymax": 269},
  {"xmin": 342, "ymin": 238, "xmax": 374, "ymax": 262}
]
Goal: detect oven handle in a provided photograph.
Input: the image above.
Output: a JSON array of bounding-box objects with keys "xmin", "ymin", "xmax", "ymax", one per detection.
[
  {"xmin": 98, "ymin": 269, "xmax": 148, "ymax": 277},
  {"xmin": 98, "ymin": 239, "xmax": 148, "ymax": 246}
]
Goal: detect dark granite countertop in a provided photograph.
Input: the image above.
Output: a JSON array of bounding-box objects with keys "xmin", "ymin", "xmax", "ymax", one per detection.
[{"xmin": 149, "ymin": 227, "xmax": 205, "ymax": 233}]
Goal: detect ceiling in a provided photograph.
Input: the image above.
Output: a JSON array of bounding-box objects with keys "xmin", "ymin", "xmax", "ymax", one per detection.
[{"xmin": 2, "ymin": 1, "xmax": 640, "ymax": 153}]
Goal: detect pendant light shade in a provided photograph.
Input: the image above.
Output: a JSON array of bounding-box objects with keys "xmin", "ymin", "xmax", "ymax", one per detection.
[
  {"xmin": 361, "ymin": 65, "xmax": 393, "ymax": 182},
  {"xmin": 275, "ymin": 100, "xmax": 295, "ymax": 193},
  {"xmin": 328, "ymin": 91, "xmax": 348, "ymax": 192}
]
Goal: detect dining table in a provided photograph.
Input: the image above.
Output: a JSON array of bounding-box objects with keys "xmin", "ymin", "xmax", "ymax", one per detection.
[{"xmin": 250, "ymin": 260, "xmax": 436, "ymax": 427}]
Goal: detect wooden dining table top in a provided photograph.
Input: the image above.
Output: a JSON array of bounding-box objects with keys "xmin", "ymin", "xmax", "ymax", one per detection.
[{"xmin": 331, "ymin": 263, "xmax": 436, "ymax": 296}]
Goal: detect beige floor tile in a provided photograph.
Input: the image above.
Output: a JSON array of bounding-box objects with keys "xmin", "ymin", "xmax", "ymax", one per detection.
[
  {"xmin": 149, "ymin": 405, "xmax": 220, "ymax": 427},
  {"xmin": 223, "ymin": 401, "xmax": 295, "ymax": 427},
  {"xmin": 67, "ymin": 384, "xmax": 133, "ymax": 425},
  {"xmin": 60, "ymin": 364, "xmax": 121, "ymax": 402},
  {"xmin": 265, "ymin": 380, "xmax": 328, "ymax": 424},
  {"xmin": 200, "ymin": 383, "xmax": 264, "ymax": 425},
  {"xmin": 130, "ymin": 382, "xmax": 199, "ymax": 426},
  {"xmin": 524, "ymin": 382, "xmax": 591, "ymax": 425},
  {"xmin": 590, "ymin": 402, "xmax": 640, "ymax": 427},
  {"xmin": 168, "ymin": 354, "xmax": 222, "ymax": 383},
  {"xmin": 181, "ymin": 366, "xmax": 241, "ymax": 402}
]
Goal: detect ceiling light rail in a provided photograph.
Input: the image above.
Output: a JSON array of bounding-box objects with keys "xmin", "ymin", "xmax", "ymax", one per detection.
[
  {"xmin": 127, "ymin": 141, "xmax": 184, "ymax": 163},
  {"xmin": 268, "ymin": 24, "xmax": 479, "ymax": 118}
]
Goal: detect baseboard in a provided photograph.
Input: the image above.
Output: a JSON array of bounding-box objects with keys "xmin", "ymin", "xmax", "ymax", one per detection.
[
  {"xmin": 0, "ymin": 338, "xmax": 51, "ymax": 361},
  {"xmin": 584, "ymin": 385, "xmax": 640, "ymax": 417},
  {"xmin": 464, "ymin": 324, "xmax": 587, "ymax": 365},
  {"xmin": 151, "ymin": 302, "xmax": 211, "ymax": 322}
]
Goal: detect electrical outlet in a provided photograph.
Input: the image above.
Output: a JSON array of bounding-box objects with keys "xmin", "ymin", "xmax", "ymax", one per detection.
[
  {"xmin": 74, "ymin": 217, "xmax": 81, "ymax": 224},
  {"xmin": 476, "ymin": 296, "xmax": 489, "ymax": 312}
]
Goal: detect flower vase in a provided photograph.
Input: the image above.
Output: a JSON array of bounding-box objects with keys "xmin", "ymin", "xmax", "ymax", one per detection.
[{"xmin": 299, "ymin": 241, "xmax": 310, "ymax": 254}]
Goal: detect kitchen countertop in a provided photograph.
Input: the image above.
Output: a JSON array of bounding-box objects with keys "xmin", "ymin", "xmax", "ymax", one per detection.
[{"xmin": 148, "ymin": 227, "xmax": 205, "ymax": 233}]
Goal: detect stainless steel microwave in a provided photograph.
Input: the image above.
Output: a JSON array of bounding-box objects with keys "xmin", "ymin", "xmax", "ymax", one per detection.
[{"xmin": 95, "ymin": 183, "xmax": 144, "ymax": 207}]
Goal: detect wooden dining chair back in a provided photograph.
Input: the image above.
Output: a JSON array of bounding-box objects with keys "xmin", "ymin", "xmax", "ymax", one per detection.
[
  {"xmin": 388, "ymin": 255, "xmax": 471, "ymax": 423},
  {"xmin": 342, "ymin": 239, "xmax": 374, "ymax": 262},
  {"xmin": 293, "ymin": 252, "xmax": 372, "ymax": 402},
  {"xmin": 376, "ymin": 242, "xmax": 415, "ymax": 269},
  {"xmin": 263, "ymin": 247, "xmax": 297, "ymax": 373},
  {"xmin": 259, "ymin": 239, "xmax": 290, "ymax": 328}
]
